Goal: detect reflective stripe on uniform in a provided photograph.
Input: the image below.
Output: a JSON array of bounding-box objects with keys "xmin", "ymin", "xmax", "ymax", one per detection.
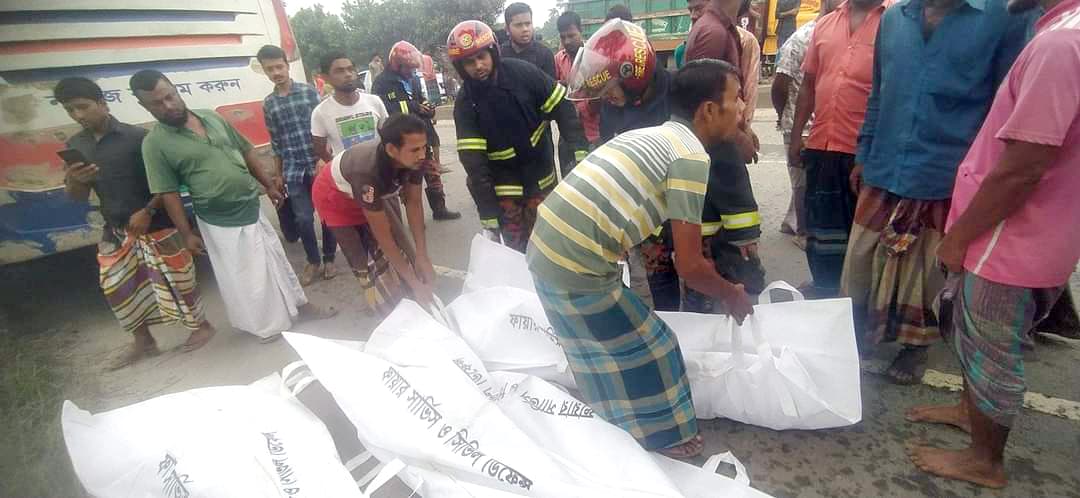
[
  {"xmin": 530, "ymin": 122, "xmax": 549, "ymax": 147},
  {"xmin": 540, "ymin": 83, "xmax": 567, "ymax": 114},
  {"xmin": 537, "ymin": 171, "xmax": 556, "ymax": 190},
  {"xmin": 398, "ymin": 101, "xmax": 409, "ymax": 114},
  {"xmin": 481, "ymin": 218, "xmax": 500, "ymax": 229},
  {"xmin": 457, "ymin": 138, "xmax": 487, "ymax": 151},
  {"xmin": 720, "ymin": 211, "xmax": 761, "ymax": 230},
  {"xmin": 488, "ymin": 147, "xmax": 516, "ymax": 161},
  {"xmin": 574, "ymin": 149, "xmax": 588, "ymax": 162},
  {"xmin": 701, "ymin": 222, "xmax": 723, "ymax": 236},
  {"xmin": 494, "ymin": 184, "xmax": 524, "ymax": 197}
]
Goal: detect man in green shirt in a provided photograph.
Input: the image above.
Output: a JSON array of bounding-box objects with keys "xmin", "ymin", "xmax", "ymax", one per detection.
[
  {"xmin": 527, "ymin": 60, "xmax": 753, "ymax": 459},
  {"xmin": 132, "ymin": 70, "xmax": 336, "ymax": 341}
]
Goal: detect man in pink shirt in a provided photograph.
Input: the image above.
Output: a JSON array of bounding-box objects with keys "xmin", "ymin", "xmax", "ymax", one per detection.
[
  {"xmin": 788, "ymin": 0, "xmax": 888, "ymax": 296},
  {"xmin": 905, "ymin": 0, "xmax": 1080, "ymax": 487}
]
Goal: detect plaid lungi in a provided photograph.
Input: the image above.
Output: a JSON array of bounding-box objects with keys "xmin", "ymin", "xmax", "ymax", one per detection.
[
  {"xmin": 941, "ymin": 272, "xmax": 1062, "ymax": 427},
  {"xmin": 841, "ymin": 186, "xmax": 949, "ymax": 346},
  {"xmin": 533, "ymin": 278, "xmax": 698, "ymax": 450},
  {"xmin": 329, "ymin": 224, "xmax": 406, "ymax": 317},
  {"xmin": 97, "ymin": 228, "xmax": 205, "ymax": 333}
]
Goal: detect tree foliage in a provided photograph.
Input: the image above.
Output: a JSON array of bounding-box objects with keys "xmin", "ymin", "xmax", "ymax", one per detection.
[
  {"xmin": 536, "ymin": 6, "xmax": 562, "ymax": 52},
  {"xmin": 291, "ymin": 0, "xmax": 504, "ymax": 79},
  {"xmin": 289, "ymin": 5, "xmax": 354, "ymax": 79}
]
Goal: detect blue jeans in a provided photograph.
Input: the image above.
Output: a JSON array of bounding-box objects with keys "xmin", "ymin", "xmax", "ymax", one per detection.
[{"xmin": 288, "ymin": 176, "xmax": 336, "ymax": 265}]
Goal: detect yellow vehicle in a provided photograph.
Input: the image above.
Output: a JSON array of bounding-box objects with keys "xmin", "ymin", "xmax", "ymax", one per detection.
[{"xmin": 763, "ymin": 0, "xmax": 821, "ymax": 58}]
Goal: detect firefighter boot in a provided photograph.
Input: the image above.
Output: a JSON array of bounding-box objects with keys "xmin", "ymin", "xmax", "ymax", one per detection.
[{"xmin": 427, "ymin": 189, "xmax": 461, "ymax": 221}]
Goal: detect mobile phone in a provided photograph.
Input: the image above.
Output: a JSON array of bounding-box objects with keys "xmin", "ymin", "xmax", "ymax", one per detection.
[{"xmin": 57, "ymin": 148, "xmax": 87, "ymax": 167}]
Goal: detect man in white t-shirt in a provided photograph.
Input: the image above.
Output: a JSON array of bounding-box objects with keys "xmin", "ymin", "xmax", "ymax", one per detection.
[{"xmin": 311, "ymin": 52, "xmax": 390, "ymax": 160}]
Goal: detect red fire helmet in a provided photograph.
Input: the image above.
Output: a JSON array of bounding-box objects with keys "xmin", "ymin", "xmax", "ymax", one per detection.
[
  {"xmin": 388, "ymin": 40, "xmax": 422, "ymax": 73},
  {"xmin": 446, "ymin": 20, "xmax": 498, "ymax": 63},
  {"xmin": 567, "ymin": 19, "xmax": 656, "ymax": 101}
]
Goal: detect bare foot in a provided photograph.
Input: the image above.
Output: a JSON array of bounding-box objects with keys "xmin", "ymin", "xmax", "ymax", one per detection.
[
  {"xmin": 906, "ymin": 403, "xmax": 971, "ymax": 433},
  {"xmin": 298, "ymin": 302, "xmax": 338, "ymax": 322},
  {"xmin": 658, "ymin": 434, "xmax": 704, "ymax": 459},
  {"xmin": 907, "ymin": 441, "xmax": 1007, "ymax": 489},
  {"xmin": 182, "ymin": 323, "xmax": 216, "ymax": 352},
  {"xmin": 109, "ymin": 341, "xmax": 161, "ymax": 370},
  {"xmin": 886, "ymin": 346, "xmax": 928, "ymax": 385}
]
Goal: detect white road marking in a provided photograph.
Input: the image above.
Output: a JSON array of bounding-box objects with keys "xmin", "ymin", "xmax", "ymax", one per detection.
[{"xmin": 863, "ymin": 360, "xmax": 1080, "ymax": 422}]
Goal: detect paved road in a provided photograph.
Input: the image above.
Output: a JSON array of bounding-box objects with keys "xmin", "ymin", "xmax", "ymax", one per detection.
[{"xmin": 3, "ymin": 101, "xmax": 1078, "ymax": 497}]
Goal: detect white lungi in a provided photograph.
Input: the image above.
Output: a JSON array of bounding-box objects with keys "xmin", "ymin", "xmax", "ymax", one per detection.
[{"xmin": 197, "ymin": 211, "xmax": 307, "ymax": 337}]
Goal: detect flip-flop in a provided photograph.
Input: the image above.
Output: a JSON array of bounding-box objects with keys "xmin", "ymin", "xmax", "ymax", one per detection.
[
  {"xmin": 299, "ymin": 303, "xmax": 339, "ymax": 322},
  {"xmin": 182, "ymin": 326, "xmax": 216, "ymax": 353}
]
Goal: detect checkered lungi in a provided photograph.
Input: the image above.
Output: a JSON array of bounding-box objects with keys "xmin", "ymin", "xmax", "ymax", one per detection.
[
  {"xmin": 533, "ymin": 278, "xmax": 698, "ymax": 450},
  {"xmin": 941, "ymin": 272, "xmax": 1062, "ymax": 427},
  {"xmin": 841, "ymin": 185, "xmax": 950, "ymax": 346},
  {"xmin": 97, "ymin": 227, "xmax": 205, "ymax": 333}
]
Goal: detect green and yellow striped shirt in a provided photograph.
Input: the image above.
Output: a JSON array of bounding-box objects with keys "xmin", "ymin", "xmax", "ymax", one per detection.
[{"xmin": 527, "ymin": 119, "xmax": 709, "ymax": 292}]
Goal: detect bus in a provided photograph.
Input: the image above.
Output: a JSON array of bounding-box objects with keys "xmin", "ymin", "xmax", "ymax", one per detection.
[{"xmin": 0, "ymin": 0, "xmax": 306, "ymax": 264}]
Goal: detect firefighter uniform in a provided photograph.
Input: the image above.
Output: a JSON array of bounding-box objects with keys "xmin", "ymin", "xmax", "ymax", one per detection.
[
  {"xmin": 683, "ymin": 141, "xmax": 765, "ymax": 313},
  {"xmin": 454, "ymin": 57, "xmax": 589, "ymax": 252}
]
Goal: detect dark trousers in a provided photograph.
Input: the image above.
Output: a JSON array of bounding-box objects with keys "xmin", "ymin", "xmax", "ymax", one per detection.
[
  {"xmin": 803, "ymin": 149, "xmax": 857, "ymax": 293},
  {"xmin": 639, "ymin": 226, "xmax": 681, "ymax": 312},
  {"xmin": 288, "ymin": 175, "xmax": 337, "ymax": 265},
  {"xmin": 277, "ymin": 197, "xmax": 298, "ymax": 243}
]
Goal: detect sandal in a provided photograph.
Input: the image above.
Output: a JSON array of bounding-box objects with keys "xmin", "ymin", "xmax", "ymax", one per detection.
[
  {"xmin": 658, "ymin": 434, "xmax": 704, "ymax": 459},
  {"xmin": 298, "ymin": 302, "xmax": 339, "ymax": 322},
  {"xmin": 182, "ymin": 324, "xmax": 216, "ymax": 353}
]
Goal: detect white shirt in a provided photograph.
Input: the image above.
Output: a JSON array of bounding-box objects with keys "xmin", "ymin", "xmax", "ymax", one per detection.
[{"xmin": 310, "ymin": 90, "xmax": 388, "ymax": 156}]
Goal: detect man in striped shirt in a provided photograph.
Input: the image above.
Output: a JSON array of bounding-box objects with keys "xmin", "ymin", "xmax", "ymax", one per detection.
[{"xmin": 526, "ymin": 60, "xmax": 753, "ymax": 459}]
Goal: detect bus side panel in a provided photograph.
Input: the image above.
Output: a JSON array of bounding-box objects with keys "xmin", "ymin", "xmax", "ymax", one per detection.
[{"xmin": 0, "ymin": 0, "xmax": 307, "ymax": 265}]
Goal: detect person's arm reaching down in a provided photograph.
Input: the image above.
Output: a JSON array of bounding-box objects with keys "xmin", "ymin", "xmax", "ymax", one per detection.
[
  {"xmin": 671, "ymin": 220, "xmax": 754, "ymax": 323},
  {"xmin": 402, "ymin": 180, "xmax": 435, "ymax": 285}
]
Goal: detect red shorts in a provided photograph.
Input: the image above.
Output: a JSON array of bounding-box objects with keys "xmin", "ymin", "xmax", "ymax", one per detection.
[{"xmin": 312, "ymin": 165, "xmax": 366, "ymax": 227}]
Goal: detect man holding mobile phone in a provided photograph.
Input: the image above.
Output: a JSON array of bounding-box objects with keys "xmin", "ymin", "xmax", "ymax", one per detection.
[{"xmin": 55, "ymin": 77, "xmax": 216, "ymax": 369}]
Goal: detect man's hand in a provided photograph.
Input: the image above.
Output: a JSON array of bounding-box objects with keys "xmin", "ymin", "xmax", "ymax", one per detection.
[
  {"xmin": 721, "ymin": 282, "xmax": 755, "ymax": 325},
  {"xmin": 315, "ymin": 160, "xmax": 327, "ymax": 176},
  {"xmin": 127, "ymin": 209, "xmax": 151, "ymax": 237},
  {"xmin": 735, "ymin": 129, "xmax": 758, "ymax": 164},
  {"xmin": 66, "ymin": 162, "xmax": 99, "ymax": 184},
  {"xmin": 406, "ymin": 277, "xmax": 435, "ymax": 309},
  {"xmin": 184, "ymin": 233, "xmax": 206, "ymax": 256},
  {"xmin": 787, "ymin": 135, "xmax": 804, "ymax": 169},
  {"xmin": 414, "ymin": 254, "xmax": 437, "ymax": 285},
  {"xmin": 738, "ymin": 242, "xmax": 759, "ymax": 261},
  {"xmin": 267, "ymin": 177, "xmax": 286, "ymax": 207},
  {"xmin": 936, "ymin": 232, "xmax": 968, "ymax": 274},
  {"xmin": 420, "ymin": 102, "xmax": 436, "ymax": 118},
  {"xmin": 850, "ymin": 163, "xmax": 864, "ymax": 195}
]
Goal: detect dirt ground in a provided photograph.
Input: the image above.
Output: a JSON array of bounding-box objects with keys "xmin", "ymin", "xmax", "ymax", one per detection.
[{"xmin": 2, "ymin": 101, "xmax": 1079, "ymax": 497}]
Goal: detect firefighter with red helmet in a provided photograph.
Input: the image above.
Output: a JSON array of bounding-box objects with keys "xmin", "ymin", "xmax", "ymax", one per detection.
[
  {"xmin": 371, "ymin": 40, "xmax": 461, "ymax": 220},
  {"xmin": 567, "ymin": 19, "xmax": 683, "ymax": 311},
  {"xmin": 569, "ymin": 19, "xmax": 764, "ymax": 315},
  {"xmin": 447, "ymin": 20, "xmax": 589, "ymax": 252}
]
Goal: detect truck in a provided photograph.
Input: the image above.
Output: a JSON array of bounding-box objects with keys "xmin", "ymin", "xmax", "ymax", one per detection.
[
  {"xmin": 565, "ymin": 0, "xmax": 819, "ymax": 72},
  {"xmin": 0, "ymin": 0, "xmax": 306, "ymax": 265}
]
